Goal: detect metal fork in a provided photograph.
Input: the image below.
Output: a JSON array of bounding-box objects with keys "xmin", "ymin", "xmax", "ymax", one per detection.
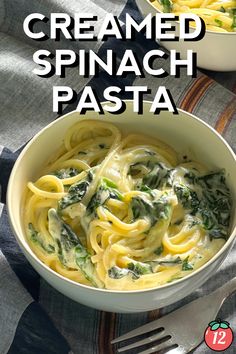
[{"xmin": 111, "ymin": 277, "xmax": 236, "ymax": 354}]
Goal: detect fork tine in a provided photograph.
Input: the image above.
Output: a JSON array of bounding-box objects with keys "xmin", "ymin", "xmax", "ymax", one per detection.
[
  {"xmin": 138, "ymin": 339, "xmax": 175, "ymax": 354},
  {"xmin": 164, "ymin": 347, "xmax": 185, "ymax": 354},
  {"xmin": 111, "ymin": 319, "xmax": 163, "ymax": 344},
  {"xmin": 117, "ymin": 330, "xmax": 166, "ymax": 353}
]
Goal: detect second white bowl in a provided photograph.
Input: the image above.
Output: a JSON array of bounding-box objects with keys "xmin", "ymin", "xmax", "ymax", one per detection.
[{"xmin": 136, "ymin": 0, "xmax": 236, "ymax": 71}]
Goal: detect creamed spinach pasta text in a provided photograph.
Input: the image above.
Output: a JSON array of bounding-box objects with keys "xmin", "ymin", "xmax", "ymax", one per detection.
[{"xmin": 24, "ymin": 120, "xmax": 231, "ymax": 290}]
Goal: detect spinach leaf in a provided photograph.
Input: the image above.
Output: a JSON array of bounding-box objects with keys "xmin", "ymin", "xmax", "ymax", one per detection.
[
  {"xmin": 198, "ymin": 171, "xmax": 226, "ymax": 189},
  {"xmin": 153, "ymin": 198, "xmax": 172, "ymax": 220},
  {"xmin": 129, "ymin": 160, "xmax": 173, "ymax": 189},
  {"xmin": 74, "ymin": 244, "xmax": 101, "ymax": 286},
  {"xmin": 157, "ymin": 257, "xmax": 182, "ymax": 265},
  {"xmin": 209, "ymin": 228, "xmax": 228, "ymax": 241},
  {"xmin": 196, "ymin": 171, "xmax": 231, "ymax": 240},
  {"xmin": 213, "ymin": 196, "xmax": 231, "ymax": 226},
  {"xmin": 101, "ymin": 177, "xmax": 123, "ymax": 200},
  {"xmin": 175, "ymin": 170, "xmax": 231, "ymax": 241},
  {"xmin": 174, "ymin": 184, "xmax": 199, "ymax": 214},
  {"xmin": 28, "ymin": 223, "xmax": 55, "ymax": 254},
  {"xmin": 215, "ymin": 19, "xmax": 223, "ymax": 27},
  {"xmin": 108, "ymin": 266, "xmax": 133, "ymax": 279},
  {"xmin": 87, "ymin": 171, "xmax": 93, "ymax": 182},
  {"xmin": 101, "ymin": 177, "xmax": 117, "ymax": 189},
  {"xmin": 160, "ymin": 0, "xmax": 173, "ymax": 13},
  {"xmin": 146, "ymin": 257, "xmax": 182, "ymax": 268},
  {"xmin": 53, "ymin": 167, "xmax": 79, "ymax": 179},
  {"xmin": 129, "ymin": 162, "xmax": 148, "ymax": 177},
  {"xmin": 143, "ymin": 163, "xmax": 173, "ymax": 189},
  {"xmin": 127, "ymin": 262, "xmax": 152, "ymax": 276},
  {"xmin": 58, "ymin": 180, "xmax": 89, "ymax": 210},
  {"xmin": 182, "ymin": 257, "xmax": 194, "ymax": 271},
  {"xmin": 154, "ymin": 244, "xmax": 164, "ymax": 255},
  {"xmin": 219, "ymin": 6, "xmax": 225, "ymax": 12},
  {"xmin": 86, "ymin": 188, "xmax": 110, "ymax": 216},
  {"xmin": 58, "ymin": 170, "xmax": 94, "ymax": 210},
  {"xmin": 201, "ymin": 208, "xmax": 217, "ymax": 230},
  {"xmin": 188, "ymin": 220, "xmax": 200, "ymax": 228},
  {"xmin": 108, "ymin": 262, "xmax": 152, "ymax": 280},
  {"xmin": 86, "ymin": 177, "xmax": 122, "ymax": 216},
  {"xmin": 138, "ymin": 184, "xmax": 154, "ymax": 195},
  {"xmin": 59, "ymin": 220, "xmax": 79, "ymax": 251},
  {"xmin": 48, "ymin": 209, "xmax": 103, "ymax": 288},
  {"xmin": 184, "ymin": 172, "xmax": 197, "ymax": 185},
  {"xmin": 230, "ymin": 8, "xmax": 236, "ymax": 30},
  {"xmin": 131, "ymin": 195, "xmax": 171, "ymax": 226},
  {"xmin": 131, "ymin": 197, "xmax": 153, "ymax": 221}
]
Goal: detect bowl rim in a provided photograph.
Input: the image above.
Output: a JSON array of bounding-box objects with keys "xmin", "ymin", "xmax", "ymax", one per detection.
[
  {"xmin": 141, "ymin": 0, "xmax": 236, "ymax": 36},
  {"xmin": 7, "ymin": 100, "xmax": 236, "ymax": 294}
]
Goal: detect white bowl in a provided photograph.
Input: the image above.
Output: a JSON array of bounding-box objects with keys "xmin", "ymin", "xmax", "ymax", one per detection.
[
  {"xmin": 7, "ymin": 101, "xmax": 236, "ymax": 313},
  {"xmin": 136, "ymin": 0, "xmax": 236, "ymax": 72}
]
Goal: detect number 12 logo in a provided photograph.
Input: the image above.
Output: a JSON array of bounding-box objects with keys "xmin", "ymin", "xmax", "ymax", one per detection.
[{"xmin": 204, "ymin": 319, "xmax": 234, "ymax": 351}]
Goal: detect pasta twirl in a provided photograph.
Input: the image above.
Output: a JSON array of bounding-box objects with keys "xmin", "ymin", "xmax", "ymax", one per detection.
[{"xmin": 24, "ymin": 120, "xmax": 232, "ymax": 290}]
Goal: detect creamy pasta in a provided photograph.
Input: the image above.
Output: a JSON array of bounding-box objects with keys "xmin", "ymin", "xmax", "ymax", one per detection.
[
  {"xmin": 24, "ymin": 120, "xmax": 232, "ymax": 290},
  {"xmin": 150, "ymin": 0, "xmax": 236, "ymax": 32}
]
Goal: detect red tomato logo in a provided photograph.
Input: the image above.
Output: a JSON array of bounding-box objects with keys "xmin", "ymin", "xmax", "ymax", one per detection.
[{"xmin": 204, "ymin": 319, "xmax": 234, "ymax": 351}]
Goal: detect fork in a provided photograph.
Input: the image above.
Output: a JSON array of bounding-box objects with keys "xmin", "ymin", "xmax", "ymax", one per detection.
[{"xmin": 111, "ymin": 277, "xmax": 236, "ymax": 354}]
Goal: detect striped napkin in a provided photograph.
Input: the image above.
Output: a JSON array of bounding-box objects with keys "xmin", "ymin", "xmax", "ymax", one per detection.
[{"xmin": 0, "ymin": 0, "xmax": 235, "ymax": 353}]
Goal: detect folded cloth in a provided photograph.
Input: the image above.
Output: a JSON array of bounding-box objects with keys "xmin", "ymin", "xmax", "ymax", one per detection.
[{"xmin": 0, "ymin": 0, "xmax": 235, "ymax": 354}]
